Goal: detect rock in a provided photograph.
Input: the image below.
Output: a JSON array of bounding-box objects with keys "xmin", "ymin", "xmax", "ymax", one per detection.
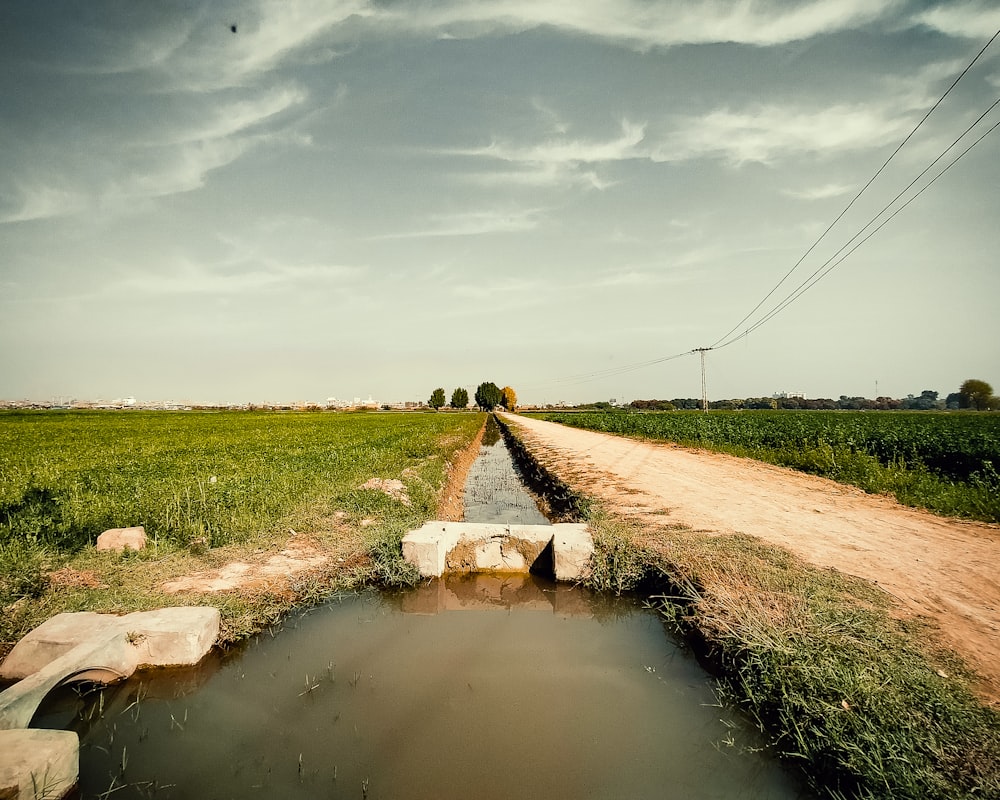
[
  {"xmin": 360, "ymin": 478, "xmax": 411, "ymax": 506},
  {"xmin": 95, "ymin": 526, "xmax": 146, "ymax": 552},
  {"xmin": 0, "ymin": 729, "xmax": 78, "ymax": 800}
]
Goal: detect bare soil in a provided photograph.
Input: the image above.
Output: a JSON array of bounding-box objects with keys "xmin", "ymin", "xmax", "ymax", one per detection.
[{"xmin": 505, "ymin": 414, "xmax": 1000, "ymax": 704}]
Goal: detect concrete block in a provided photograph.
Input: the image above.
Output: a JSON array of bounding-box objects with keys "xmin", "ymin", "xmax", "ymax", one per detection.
[
  {"xmin": 552, "ymin": 523, "xmax": 595, "ymax": 582},
  {"xmin": 402, "ymin": 521, "xmax": 590, "ymax": 580},
  {"xmin": 117, "ymin": 607, "xmax": 221, "ymax": 668},
  {"xmin": 401, "ymin": 522, "xmax": 462, "ymax": 578},
  {"xmin": 0, "ymin": 607, "xmax": 221, "ymax": 731},
  {"xmin": 0, "ymin": 729, "xmax": 78, "ymax": 800},
  {"xmin": 0, "ymin": 607, "xmax": 220, "ymax": 681},
  {"xmin": 0, "ymin": 613, "xmax": 118, "ymax": 681},
  {"xmin": 96, "ymin": 526, "xmax": 146, "ymax": 551}
]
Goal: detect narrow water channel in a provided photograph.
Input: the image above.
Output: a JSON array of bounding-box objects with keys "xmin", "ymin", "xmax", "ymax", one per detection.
[
  {"xmin": 462, "ymin": 415, "xmax": 550, "ymax": 525},
  {"xmin": 34, "ymin": 577, "xmax": 807, "ymax": 799}
]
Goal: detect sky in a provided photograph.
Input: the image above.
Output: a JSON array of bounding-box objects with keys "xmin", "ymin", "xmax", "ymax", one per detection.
[{"xmin": 2, "ymin": 1, "xmax": 998, "ymax": 406}]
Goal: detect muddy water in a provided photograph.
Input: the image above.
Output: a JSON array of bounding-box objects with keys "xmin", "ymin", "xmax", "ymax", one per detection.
[
  {"xmin": 463, "ymin": 416, "xmax": 549, "ymax": 524},
  {"xmin": 34, "ymin": 576, "xmax": 807, "ymax": 799}
]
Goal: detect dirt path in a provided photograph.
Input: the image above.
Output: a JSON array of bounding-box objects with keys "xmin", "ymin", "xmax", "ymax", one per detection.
[{"xmin": 504, "ymin": 414, "xmax": 1000, "ymax": 702}]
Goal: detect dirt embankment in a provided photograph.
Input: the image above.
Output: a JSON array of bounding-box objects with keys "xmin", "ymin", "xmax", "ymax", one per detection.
[{"xmin": 503, "ymin": 414, "xmax": 1000, "ymax": 704}]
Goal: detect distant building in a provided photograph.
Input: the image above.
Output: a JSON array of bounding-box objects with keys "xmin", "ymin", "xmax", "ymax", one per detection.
[{"xmin": 773, "ymin": 391, "xmax": 805, "ymax": 400}]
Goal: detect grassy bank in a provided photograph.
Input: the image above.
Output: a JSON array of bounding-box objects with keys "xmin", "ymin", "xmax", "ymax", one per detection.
[
  {"xmin": 0, "ymin": 410, "xmax": 483, "ymax": 650},
  {"xmin": 583, "ymin": 512, "xmax": 1000, "ymax": 800},
  {"xmin": 533, "ymin": 410, "xmax": 1000, "ymax": 523}
]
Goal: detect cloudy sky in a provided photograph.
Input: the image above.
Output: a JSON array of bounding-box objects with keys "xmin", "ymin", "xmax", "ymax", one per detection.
[{"xmin": 2, "ymin": 1, "xmax": 998, "ymax": 405}]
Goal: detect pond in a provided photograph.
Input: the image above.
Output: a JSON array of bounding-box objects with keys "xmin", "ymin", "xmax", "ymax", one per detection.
[{"xmin": 34, "ymin": 575, "xmax": 808, "ymax": 799}]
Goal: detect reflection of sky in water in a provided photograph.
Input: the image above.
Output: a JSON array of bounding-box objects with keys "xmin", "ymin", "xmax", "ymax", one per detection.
[
  {"xmin": 38, "ymin": 584, "xmax": 808, "ymax": 800},
  {"xmin": 464, "ymin": 418, "xmax": 549, "ymax": 525}
]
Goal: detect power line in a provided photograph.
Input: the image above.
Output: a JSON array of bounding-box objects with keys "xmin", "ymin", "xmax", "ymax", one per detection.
[
  {"xmin": 715, "ymin": 112, "xmax": 1000, "ymax": 349},
  {"xmin": 551, "ymin": 350, "xmax": 691, "ymax": 385},
  {"xmin": 534, "ymin": 29, "xmax": 1000, "ymax": 396},
  {"xmin": 710, "ymin": 27, "xmax": 1000, "ymax": 350}
]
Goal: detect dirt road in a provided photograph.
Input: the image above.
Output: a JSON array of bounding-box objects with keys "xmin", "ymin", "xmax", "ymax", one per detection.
[{"xmin": 504, "ymin": 414, "xmax": 1000, "ymax": 702}]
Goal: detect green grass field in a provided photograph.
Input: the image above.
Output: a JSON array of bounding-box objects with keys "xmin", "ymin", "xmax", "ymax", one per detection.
[
  {"xmin": 0, "ymin": 409, "xmax": 483, "ymax": 641},
  {"xmin": 532, "ymin": 410, "xmax": 1000, "ymax": 522}
]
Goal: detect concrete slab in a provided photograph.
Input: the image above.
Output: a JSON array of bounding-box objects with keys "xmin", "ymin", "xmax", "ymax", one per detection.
[
  {"xmin": 0, "ymin": 607, "xmax": 220, "ymax": 731},
  {"xmin": 401, "ymin": 521, "xmax": 593, "ymax": 580},
  {"xmin": 0, "ymin": 729, "xmax": 77, "ymax": 800},
  {"xmin": 0, "ymin": 607, "xmax": 220, "ymax": 681}
]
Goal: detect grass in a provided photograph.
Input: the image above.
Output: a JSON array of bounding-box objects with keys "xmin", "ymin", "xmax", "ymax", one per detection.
[
  {"xmin": 584, "ymin": 510, "xmax": 1000, "ymax": 800},
  {"xmin": 0, "ymin": 409, "xmax": 484, "ymax": 651}
]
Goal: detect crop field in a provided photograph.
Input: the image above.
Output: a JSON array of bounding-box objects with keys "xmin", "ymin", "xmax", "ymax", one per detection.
[
  {"xmin": 532, "ymin": 410, "xmax": 1000, "ymax": 522},
  {"xmin": 0, "ymin": 410, "xmax": 483, "ymax": 614}
]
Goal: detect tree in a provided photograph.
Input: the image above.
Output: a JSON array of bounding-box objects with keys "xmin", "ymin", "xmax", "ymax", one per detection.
[
  {"xmin": 450, "ymin": 387, "xmax": 469, "ymax": 409},
  {"xmin": 474, "ymin": 381, "xmax": 502, "ymax": 411},
  {"xmin": 428, "ymin": 387, "xmax": 446, "ymax": 410},
  {"xmin": 959, "ymin": 379, "xmax": 994, "ymax": 411},
  {"xmin": 501, "ymin": 386, "xmax": 517, "ymax": 411}
]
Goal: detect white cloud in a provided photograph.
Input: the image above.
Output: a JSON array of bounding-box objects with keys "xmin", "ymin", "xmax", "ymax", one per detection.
[
  {"xmin": 104, "ymin": 137, "xmax": 255, "ymax": 204},
  {"xmin": 463, "ymin": 119, "xmax": 646, "ymax": 164},
  {"xmin": 385, "ymin": 0, "xmax": 897, "ymax": 49},
  {"xmin": 376, "ymin": 208, "xmax": 543, "ymax": 238},
  {"xmin": 159, "ymin": 0, "xmax": 373, "ymax": 90},
  {"xmin": 115, "ymin": 259, "xmax": 364, "ymax": 296},
  {"xmin": 654, "ymin": 104, "xmax": 912, "ymax": 165},
  {"xmin": 450, "ymin": 119, "xmax": 642, "ymax": 189},
  {"xmin": 153, "ymin": 86, "xmax": 307, "ymax": 146},
  {"xmin": 0, "ymin": 185, "xmax": 86, "ymax": 224},
  {"xmin": 782, "ymin": 182, "xmax": 855, "ymax": 200},
  {"xmin": 912, "ymin": 2, "xmax": 1000, "ymax": 38}
]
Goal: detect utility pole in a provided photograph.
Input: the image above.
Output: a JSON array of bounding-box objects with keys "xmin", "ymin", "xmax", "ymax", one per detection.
[{"xmin": 693, "ymin": 347, "xmax": 712, "ymax": 412}]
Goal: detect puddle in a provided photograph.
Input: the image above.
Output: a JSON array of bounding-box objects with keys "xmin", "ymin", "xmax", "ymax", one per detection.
[
  {"xmin": 463, "ymin": 416, "xmax": 549, "ymax": 525},
  {"xmin": 33, "ymin": 576, "xmax": 809, "ymax": 799}
]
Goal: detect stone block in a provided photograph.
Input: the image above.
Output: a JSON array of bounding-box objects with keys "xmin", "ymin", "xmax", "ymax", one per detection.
[
  {"xmin": 96, "ymin": 526, "xmax": 146, "ymax": 551},
  {"xmin": 0, "ymin": 729, "xmax": 78, "ymax": 800},
  {"xmin": 0, "ymin": 607, "xmax": 220, "ymax": 681},
  {"xmin": 116, "ymin": 607, "xmax": 222, "ymax": 668},
  {"xmin": 401, "ymin": 522, "xmax": 462, "ymax": 578},
  {"xmin": 552, "ymin": 523, "xmax": 595, "ymax": 582},
  {"xmin": 402, "ymin": 521, "xmax": 589, "ymax": 580}
]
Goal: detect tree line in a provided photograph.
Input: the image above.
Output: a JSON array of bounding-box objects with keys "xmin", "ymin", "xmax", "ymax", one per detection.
[
  {"xmin": 428, "ymin": 382, "xmax": 517, "ymax": 411},
  {"xmin": 621, "ymin": 378, "xmax": 998, "ymax": 412}
]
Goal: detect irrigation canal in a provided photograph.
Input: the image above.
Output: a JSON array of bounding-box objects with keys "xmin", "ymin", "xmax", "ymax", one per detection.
[{"xmin": 28, "ymin": 418, "xmax": 810, "ymax": 799}]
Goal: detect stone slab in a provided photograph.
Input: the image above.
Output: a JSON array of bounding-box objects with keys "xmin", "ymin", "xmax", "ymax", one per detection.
[
  {"xmin": 0, "ymin": 607, "xmax": 221, "ymax": 681},
  {"xmin": 0, "ymin": 729, "xmax": 78, "ymax": 800}
]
